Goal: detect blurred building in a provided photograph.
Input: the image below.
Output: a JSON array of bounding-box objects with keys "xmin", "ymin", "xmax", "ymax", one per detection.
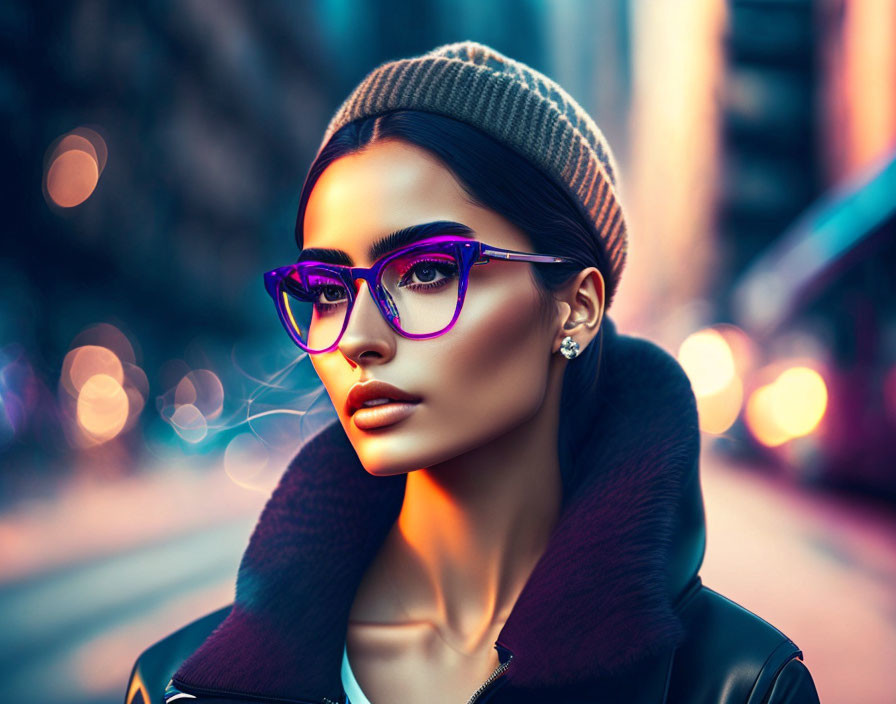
[{"xmin": 720, "ymin": 0, "xmax": 896, "ymax": 498}]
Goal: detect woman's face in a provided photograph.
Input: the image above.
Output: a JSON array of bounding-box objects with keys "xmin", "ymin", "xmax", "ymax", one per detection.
[{"xmin": 302, "ymin": 138, "xmax": 560, "ymax": 476}]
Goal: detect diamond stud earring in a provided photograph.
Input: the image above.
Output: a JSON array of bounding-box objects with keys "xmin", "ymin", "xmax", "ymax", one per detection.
[{"xmin": 559, "ymin": 336, "xmax": 580, "ymax": 359}]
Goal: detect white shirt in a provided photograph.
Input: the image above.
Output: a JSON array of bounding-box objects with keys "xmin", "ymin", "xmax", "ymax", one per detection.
[{"xmin": 341, "ymin": 643, "xmax": 373, "ymax": 704}]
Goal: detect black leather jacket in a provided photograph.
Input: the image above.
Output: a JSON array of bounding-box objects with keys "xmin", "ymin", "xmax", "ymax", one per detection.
[{"xmin": 124, "ymin": 317, "xmax": 821, "ymax": 703}]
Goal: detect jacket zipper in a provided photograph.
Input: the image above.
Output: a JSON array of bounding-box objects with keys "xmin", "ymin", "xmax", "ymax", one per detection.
[
  {"xmin": 465, "ymin": 651, "xmax": 514, "ymax": 704},
  {"xmin": 167, "ymin": 677, "xmax": 341, "ymax": 704}
]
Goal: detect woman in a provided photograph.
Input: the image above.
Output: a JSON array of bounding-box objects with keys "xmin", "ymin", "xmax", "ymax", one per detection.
[{"xmin": 125, "ymin": 42, "xmax": 821, "ymax": 704}]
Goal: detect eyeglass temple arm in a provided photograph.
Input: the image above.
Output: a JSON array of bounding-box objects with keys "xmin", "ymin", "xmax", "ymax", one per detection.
[{"xmin": 479, "ymin": 245, "xmax": 574, "ymax": 265}]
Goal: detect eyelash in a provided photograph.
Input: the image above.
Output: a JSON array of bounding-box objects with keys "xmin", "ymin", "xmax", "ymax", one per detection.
[
  {"xmin": 397, "ymin": 258, "xmax": 458, "ymax": 289},
  {"xmin": 312, "ymin": 284, "xmax": 348, "ymax": 311}
]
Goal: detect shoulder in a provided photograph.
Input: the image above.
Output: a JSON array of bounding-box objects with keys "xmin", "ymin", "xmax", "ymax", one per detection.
[
  {"xmin": 125, "ymin": 604, "xmax": 232, "ymax": 704},
  {"xmin": 666, "ymin": 580, "xmax": 820, "ymax": 704}
]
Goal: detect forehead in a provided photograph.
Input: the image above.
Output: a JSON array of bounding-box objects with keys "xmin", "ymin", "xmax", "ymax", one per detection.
[{"xmin": 302, "ymin": 139, "xmax": 520, "ymax": 266}]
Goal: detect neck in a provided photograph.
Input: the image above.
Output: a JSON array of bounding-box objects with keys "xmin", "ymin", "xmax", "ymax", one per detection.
[{"xmin": 367, "ymin": 366, "xmax": 565, "ymax": 654}]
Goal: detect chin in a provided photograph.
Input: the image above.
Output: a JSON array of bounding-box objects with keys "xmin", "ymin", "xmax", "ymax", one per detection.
[
  {"xmin": 348, "ymin": 419, "xmax": 506, "ymax": 480},
  {"xmin": 342, "ymin": 416, "xmax": 455, "ymax": 478},
  {"xmin": 340, "ymin": 416, "xmax": 419, "ymax": 477},
  {"xmin": 352, "ymin": 445, "xmax": 423, "ymax": 478}
]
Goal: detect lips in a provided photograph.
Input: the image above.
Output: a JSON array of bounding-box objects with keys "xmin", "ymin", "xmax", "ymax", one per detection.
[{"xmin": 346, "ymin": 380, "xmax": 422, "ymax": 417}]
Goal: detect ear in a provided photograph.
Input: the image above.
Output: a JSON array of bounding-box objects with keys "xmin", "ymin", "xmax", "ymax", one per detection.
[{"xmin": 553, "ymin": 267, "xmax": 605, "ymax": 356}]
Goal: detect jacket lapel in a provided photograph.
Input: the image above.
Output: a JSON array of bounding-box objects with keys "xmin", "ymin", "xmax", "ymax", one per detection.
[{"xmin": 171, "ymin": 316, "xmax": 705, "ymax": 703}]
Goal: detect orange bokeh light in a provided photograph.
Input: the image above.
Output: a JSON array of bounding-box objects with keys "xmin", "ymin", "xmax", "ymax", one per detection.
[
  {"xmin": 76, "ymin": 373, "xmax": 129, "ymax": 442},
  {"xmin": 44, "ymin": 125, "xmax": 107, "ymax": 209},
  {"xmin": 61, "ymin": 345, "xmax": 124, "ymax": 398},
  {"xmin": 58, "ymin": 331, "xmax": 149, "ymax": 445},
  {"xmin": 678, "ymin": 328, "xmax": 737, "ymax": 397},
  {"xmin": 745, "ymin": 383, "xmax": 791, "ymax": 447},
  {"xmin": 745, "ymin": 365, "xmax": 829, "ymax": 447},
  {"xmin": 771, "ymin": 367, "xmax": 828, "ymax": 438},
  {"xmin": 697, "ymin": 376, "xmax": 744, "ymax": 435},
  {"xmin": 677, "ymin": 327, "xmax": 744, "ymax": 435},
  {"xmin": 46, "ymin": 149, "xmax": 99, "ymax": 207}
]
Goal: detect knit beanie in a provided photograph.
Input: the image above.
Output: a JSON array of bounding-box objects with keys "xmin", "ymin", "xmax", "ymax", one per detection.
[{"xmin": 317, "ymin": 40, "xmax": 628, "ymax": 304}]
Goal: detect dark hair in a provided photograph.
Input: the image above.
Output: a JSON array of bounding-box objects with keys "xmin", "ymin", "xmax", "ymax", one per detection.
[{"xmin": 294, "ymin": 110, "xmax": 613, "ymax": 500}]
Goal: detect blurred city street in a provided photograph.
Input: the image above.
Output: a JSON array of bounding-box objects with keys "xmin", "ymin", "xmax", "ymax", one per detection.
[
  {"xmin": 700, "ymin": 449, "xmax": 896, "ymax": 704},
  {"xmin": 0, "ymin": 456, "xmax": 266, "ymax": 704}
]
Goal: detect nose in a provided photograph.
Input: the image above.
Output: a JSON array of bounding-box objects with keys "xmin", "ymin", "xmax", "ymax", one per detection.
[{"xmin": 337, "ymin": 278, "xmax": 395, "ymax": 365}]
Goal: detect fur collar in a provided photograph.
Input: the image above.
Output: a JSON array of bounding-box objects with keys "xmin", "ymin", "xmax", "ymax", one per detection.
[{"xmin": 172, "ymin": 316, "xmax": 705, "ymax": 702}]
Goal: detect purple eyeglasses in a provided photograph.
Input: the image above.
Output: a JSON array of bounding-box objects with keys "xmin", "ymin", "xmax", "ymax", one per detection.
[{"xmin": 263, "ymin": 235, "xmax": 575, "ymax": 354}]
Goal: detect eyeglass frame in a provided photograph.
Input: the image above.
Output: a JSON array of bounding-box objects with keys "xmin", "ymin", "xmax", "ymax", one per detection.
[{"xmin": 263, "ymin": 234, "xmax": 577, "ymax": 354}]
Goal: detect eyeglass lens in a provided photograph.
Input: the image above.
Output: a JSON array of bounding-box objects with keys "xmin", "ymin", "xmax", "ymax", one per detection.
[{"xmin": 280, "ymin": 246, "xmax": 462, "ymax": 351}]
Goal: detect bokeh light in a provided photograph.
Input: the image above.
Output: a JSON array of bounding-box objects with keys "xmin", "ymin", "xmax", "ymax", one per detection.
[
  {"xmin": 62, "ymin": 345, "xmax": 124, "ymax": 396},
  {"xmin": 678, "ymin": 328, "xmax": 737, "ymax": 396},
  {"xmin": 223, "ymin": 433, "xmax": 270, "ymax": 488},
  {"xmin": 771, "ymin": 367, "xmax": 828, "ymax": 438},
  {"xmin": 713, "ymin": 324, "xmax": 757, "ymax": 377},
  {"xmin": 76, "ymin": 373, "xmax": 129, "ymax": 441},
  {"xmin": 745, "ymin": 383, "xmax": 792, "ymax": 447},
  {"xmin": 678, "ymin": 327, "xmax": 745, "ymax": 435},
  {"xmin": 57, "ymin": 324, "xmax": 147, "ymax": 446},
  {"xmin": 46, "ymin": 149, "xmax": 98, "ymax": 207},
  {"xmin": 696, "ymin": 375, "xmax": 744, "ymax": 436},
  {"xmin": 745, "ymin": 364, "xmax": 829, "ymax": 447},
  {"xmin": 71, "ymin": 126, "xmax": 108, "ymax": 171},
  {"xmin": 174, "ymin": 369, "xmax": 224, "ymax": 420},
  {"xmin": 157, "ymin": 365, "xmax": 222, "ymax": 444},
  {"xmin": 43, "ymin": 126, "xmax": 108, "ymax": 209},
  {"xmin": 169, "ymin": 404, "xmax": 208, "ymax": 443}
]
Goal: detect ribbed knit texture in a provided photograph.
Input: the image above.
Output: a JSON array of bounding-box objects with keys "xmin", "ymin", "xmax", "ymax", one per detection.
[{"xmin": 318, "ymin": 40, "xmax": 628, "ymax": 302}]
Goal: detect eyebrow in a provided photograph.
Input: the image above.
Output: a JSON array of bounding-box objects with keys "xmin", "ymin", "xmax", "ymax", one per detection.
[{"xmin": 297, "ymin": 220, "xmax": 476, "ymax": 266}]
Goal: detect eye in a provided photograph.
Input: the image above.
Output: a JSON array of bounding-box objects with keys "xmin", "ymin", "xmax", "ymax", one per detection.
[
  {"xmin": 318, "ymin": 284, "xmax": 346, "ymax": 302},
  {"xmin": 398, "ymin": 257, "xmax": 458, "ymax": 290},
  {"xmin": 310, "ymin": 283, "xmax": 348, "ymax": 311}
]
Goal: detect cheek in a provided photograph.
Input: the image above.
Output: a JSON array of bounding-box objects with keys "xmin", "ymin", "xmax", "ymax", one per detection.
[{"xmin": 425, "ymin": 272, "xmax": 552, "ymax": 436}]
